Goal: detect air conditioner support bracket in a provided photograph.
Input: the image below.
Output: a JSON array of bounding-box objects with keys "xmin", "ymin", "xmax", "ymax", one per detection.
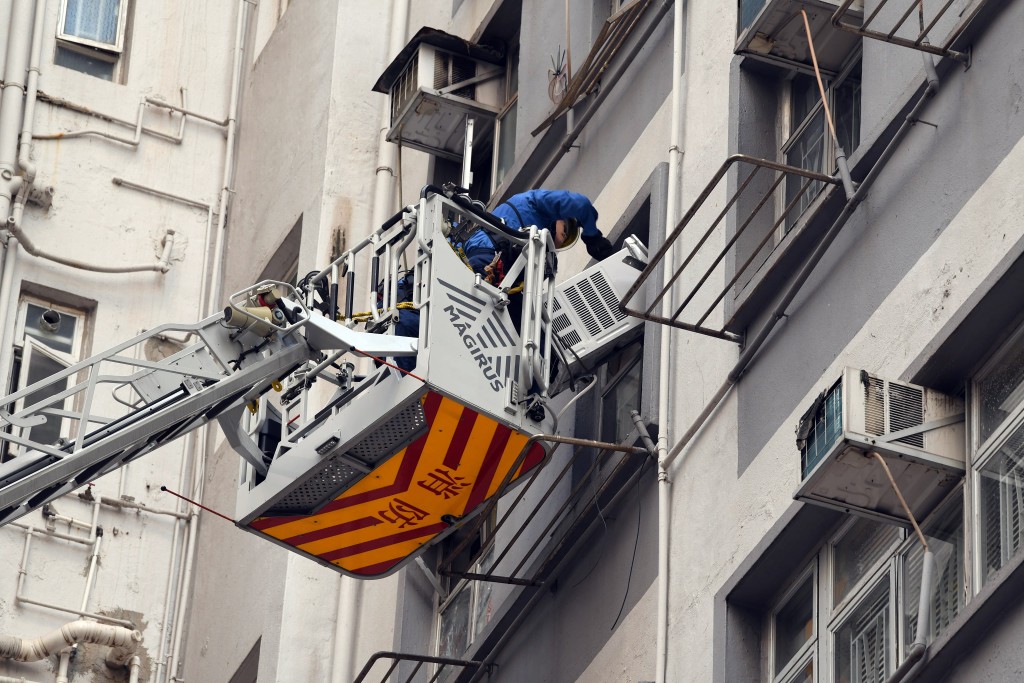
[{"xmin": 875, "ymin": 413, "xmax": 964, "ymax": 445}]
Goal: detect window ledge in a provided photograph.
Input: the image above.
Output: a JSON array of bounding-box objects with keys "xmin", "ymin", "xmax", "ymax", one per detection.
[{"xmin": 912, "ymin": 547, "xmax": 1024, "ymax": 681}]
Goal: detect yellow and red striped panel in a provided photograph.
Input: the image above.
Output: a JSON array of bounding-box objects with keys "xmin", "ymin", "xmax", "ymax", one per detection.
[{"xmin": 247, "ymin": 391, "xmax": 547, "ymax": 578}]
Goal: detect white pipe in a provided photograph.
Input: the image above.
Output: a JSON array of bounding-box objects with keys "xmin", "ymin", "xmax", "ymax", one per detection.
[
  {"xmin": 55, "ymin": 648, "xmax": 71, "ymax": 683},
  {"xmin": 0, "ymin": 620, "xmax": 142, "ymax": 666},
  {"xmin": 0, "ymin": 676, "xmax": 46, "ymax": 683},
  {"xmin": 163, "ymin": 5, "xmax": 248, "ymax": 680},
  {"xmin": 207, "ymin": 0, "xmax": 248, "ymax": 315},
  {"xmin": 153, "ymin": 434, "xmax": 192, "ymax": 683},
  {"xmin": 0, "ymin": 0, "xmax": 34, "ymax": 399},
  {"xmin": 33, "ymin": 89, "xmax": 200, "ymax": 144},
  {"xmin": 128, "ymin": 655, "xmax": 142, "ymax": 683},
  {"xmin": 656, "ymin": 1, "xmax": 686, "ymax": 681}
]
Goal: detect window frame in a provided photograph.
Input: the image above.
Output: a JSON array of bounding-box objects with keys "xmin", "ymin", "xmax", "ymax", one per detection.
[
  {"xmin": 57, "ymin": 0, "xmax": 130, "ymax": 54},
  {"xmin": 55, "ymin": 0, "xmax": 131, "ymax": 82},
  {"xmin": 491, "ymin": 40, "xmax": 519, "ymax": 193},
  {"xmin": 778, "ymin": 52, "xmax": 862, "ymax": 234},
  {"xmin": 3, "ymin": 296, "xmax": 88, "ymax": 460}
]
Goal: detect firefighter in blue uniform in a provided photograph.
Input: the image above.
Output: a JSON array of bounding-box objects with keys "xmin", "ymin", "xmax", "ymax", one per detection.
[{"xmin": 393, "ymin": 190, "xmax": 615, "ymax": 372}]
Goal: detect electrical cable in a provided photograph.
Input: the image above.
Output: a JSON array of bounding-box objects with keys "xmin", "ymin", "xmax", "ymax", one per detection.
[{"xmin": 610, "ymin": 454, "xmax": 649, "ymax": 631}]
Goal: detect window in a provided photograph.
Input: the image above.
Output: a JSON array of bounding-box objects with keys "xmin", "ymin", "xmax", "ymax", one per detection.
[
  {"xmin": 2, "ymin": 297, "xmax": 87, "ymax": 460},
  {"xmin": 599, "ymin": 342, "xmax": 643, "ymax": 444},
  {"xmin": 436, "ymin": 508, "xmax": 497, "ymax": 659},
  {"xmin": 973, "ymin": 322, "xmax": 1024, "ymax": 583},
  {"xmin": 492, "ymin": 43, "xmax": 519, "ymax": 191},
  {"xmin": 764, "ymin": 496, "xmax": 964, "ymax": 683},
  {"xmin": 55, "ymin": 0, "xmax": 130, "ymax": 81},
  {"xmin": 781, "ymin": 56, "xmax": 861, "ymax": 230}
]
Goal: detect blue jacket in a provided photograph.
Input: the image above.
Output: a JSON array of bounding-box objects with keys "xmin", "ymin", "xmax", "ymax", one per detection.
[{"xmin": 492, "ymin": 189, "xmax": 600, "ymax": 236}]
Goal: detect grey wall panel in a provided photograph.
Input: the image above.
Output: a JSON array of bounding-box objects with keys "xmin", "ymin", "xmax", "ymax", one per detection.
[{"xmin": 735, "ymin": 0, "xmax": 1024, "ymax": 473}]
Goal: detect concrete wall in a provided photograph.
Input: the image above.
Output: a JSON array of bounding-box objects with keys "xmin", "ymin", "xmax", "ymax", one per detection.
[{"xmin": 0, "ymin": 0, "xmax": 238, "ymax": 681}]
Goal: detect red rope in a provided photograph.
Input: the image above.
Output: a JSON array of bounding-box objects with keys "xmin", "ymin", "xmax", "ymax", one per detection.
[
  {"xmin": 160, "ymin": 486, "xmax": 236, "ymax": 524},
  {"xmin": 352, "ymin": 348, "xmax": 426, "ymax": 383}
]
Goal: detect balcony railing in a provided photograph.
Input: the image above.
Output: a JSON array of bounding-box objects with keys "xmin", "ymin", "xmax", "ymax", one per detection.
[
  {"xmin": 832, "ymin": 0, "xmax": 990, "ymax": 62},
  {"xmin": 620, "ymin": 154, "xmax": 841, "ymax": 343}
]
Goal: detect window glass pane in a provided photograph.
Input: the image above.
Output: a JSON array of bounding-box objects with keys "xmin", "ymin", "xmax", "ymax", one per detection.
[
  {"xmin": 783, "ymin": 659, "xmax": 814, "ymax": 683},
  {"xmin": 24, "ymin": 303, "xmax": 78, "ymax": 354},
  {"xmin": 438, "ymin": 588, "xmax": 471, "ymax": 658},
  {"xmin": 790, "ymin": 74, "xmax": 819, "ymax": 135},
  {"xmin": 54, "ymin": 46, "xmax": 115, "ymax": 80},
  {"xmin": 601, "ymin": 345, "xmax": 642, "ymax": 443},
  {"xmin": 977, "ymin": 332, "xmax": 1024, "ymax": 444},
  {"xmin": 902, "ymin": 495, "xmax": 964, "ymax": 647},
  {"xmin": 833, "ymin": 519, "xmax": 901, "ymax": 607},
  {"xmin": 978, "ymin": 429, "xmax": 1024, "ymax": 582},
  {"xmin": 23, "ymin": 348, "xmax": 70, "ymax": 447},
  {"xmin": 472, "ymin": 546, "xmax": 494, "ymax": 638},
  {"xmin": 835, "ymin": 581, "xmax": 891, "ymax": 683},
  {"xmin": 785, "ymin": 109, "xmax": 826, "ymax": 231},
  {"xmin": 834, "ymin": 63, "xmax": 861, "ymax": 155},
  {"xmin": 494, "ymin": 103, "xmax": 517, "ymax": 188},
  {"xmin": 64, "ymin": 0, "xmax": 120, "ymax": 45},
  {"xmin": 739, "ymin": 0, "xmax": 768, "ymax": 31},
  {"xmin": 774, "ymin": 574, "xmax": 814, "ymax": 676}
]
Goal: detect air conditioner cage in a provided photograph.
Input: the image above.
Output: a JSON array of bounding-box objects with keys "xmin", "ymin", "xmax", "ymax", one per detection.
[{"xmin": 795, "ymin": 368, "xmax": 965, "ymax": 526}]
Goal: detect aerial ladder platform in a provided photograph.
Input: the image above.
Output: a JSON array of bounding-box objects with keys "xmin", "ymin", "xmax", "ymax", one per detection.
[{"xmin": 0, "ymin": 188, "xmax": 648, "ymax": 579}]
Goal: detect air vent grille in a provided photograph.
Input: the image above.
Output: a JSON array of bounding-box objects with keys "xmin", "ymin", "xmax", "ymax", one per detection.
[
  {"xmin": 801, "ymin": 378, "xmax": 843, "ymax": 478},
  {"xmin": 889, "ymin": 383, "xmax": 924, "ymax": 448},
  {"xmin": 864, "ymin": 376, "xmax": 885, "ymax": 437},
  {"xmin": 564, "ymin": 287, "xmax": 601, "ymax": 336},
  {"xmin": 390, "ymin": 50, "xmax": 420, "ymax": 126},
  {"xmin": 346, "ymin": 400, "xmax": 427, "ymax": 467},
  {"xmin": 434, "ymin": 52, "xmax": 476, "ymax": 99},
  {"xmin": 592, "ymin": 271, "xmax": 626, "ymax": 323},
  {"xmin": 267, "ymin": 458, "xmax": 361, "ymax": 515}
]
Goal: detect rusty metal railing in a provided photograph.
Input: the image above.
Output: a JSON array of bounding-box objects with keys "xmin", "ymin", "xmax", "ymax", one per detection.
[
  {"xmin": 353, "ymin": 652, "xmax": 486, "ymax": 683},
  {"xmin": 832, "ymin": 0, "xmax": 990, "ymax": 63},
  {"xmin": 620, "ymin": 154, "xmax": 841, "ymax": 343}
]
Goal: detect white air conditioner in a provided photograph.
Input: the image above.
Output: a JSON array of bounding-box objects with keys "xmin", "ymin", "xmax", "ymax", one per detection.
[
  {"xmin": 795, "ymin": 368, "xmax": 965, "ymax": 526},
  {"xmin": 549, "ymin": 236, "xmax": 648, "ymax": 394},
  {"xmin": 373, "ymin": 28, "xmax": 504, "ymax": 161},
  {"xmin": 737, "ymin": 0, "xmax": 863, "ymax": 73}
]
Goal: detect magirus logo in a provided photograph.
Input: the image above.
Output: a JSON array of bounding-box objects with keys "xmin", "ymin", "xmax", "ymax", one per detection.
[{"xmin": 437, "ymin": 279, "xmax": 520, "ymax": 393}]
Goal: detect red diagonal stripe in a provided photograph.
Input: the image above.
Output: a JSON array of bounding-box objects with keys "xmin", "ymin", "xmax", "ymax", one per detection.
[
  {"xmin": 319, "ymin": 521, "xmax": 447, "ymax": 562},
  {"xmin": 463, "ymin": 425, "xmax": 513, "ymax": 510},
  {"xmin": 519, "ymin": 443, "xmax": 546, "ymax": 474},
  {"xmin": 443, "ymin": 403, "xmax": 479, "ymax": 470},
  {"xmin": 349, "ymin": 557, "xmax": 403, "ymax": 577},
  {"xmin": 281, "ymin": 516, "xmax": 383, "ymax": 547},
  {"xmin": 317, "ymin": 392, "xmax": 443, "ymax": 514},
  {"xmin": 249, "ymin": 515, "xmax": 302, "ymax": 532}
]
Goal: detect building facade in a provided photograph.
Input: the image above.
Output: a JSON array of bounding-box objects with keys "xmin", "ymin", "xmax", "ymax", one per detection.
[{"xmin": 2, "ymin": 1, "xmax": 1024, "ymax": 683}]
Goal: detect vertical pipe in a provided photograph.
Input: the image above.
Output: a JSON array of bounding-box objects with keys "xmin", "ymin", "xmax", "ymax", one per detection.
[
  {"xmin": 0, "ymin": 0, "xmax": 35, "ymax": 394},
  {"xmin": 656, "ymin": 1, "xmax": 686, "ymax": 681}
]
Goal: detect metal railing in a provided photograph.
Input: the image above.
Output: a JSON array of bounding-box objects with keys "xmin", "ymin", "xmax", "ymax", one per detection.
[
  {"xmin": 620, "ymin": 154, "xmax": 841, "ymax": 343},
  {"xmin": 832, "ymin": 0, "xmax": 990, "ymax": 62},
  {"xmin": 353, "ymin": 652, "xmax": 486, "ymax": 683}
]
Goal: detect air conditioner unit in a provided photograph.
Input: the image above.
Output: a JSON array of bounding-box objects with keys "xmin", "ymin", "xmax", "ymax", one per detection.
[
  {"xmin": 794, "ymin": 368, "xmax": 965, "ymax": 526},
  {"xmin": 549, "ymin": 236, "xmax": 648, "ymax": 394},
  {"xmin": 372, "ymin": 28, "xmax": 504, "ymax": 161},
  {"xmin": 737, "ymin": 0, "xmax": 863, "ymax": 73}
]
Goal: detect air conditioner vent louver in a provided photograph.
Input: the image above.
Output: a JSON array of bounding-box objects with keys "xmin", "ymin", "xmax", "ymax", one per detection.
[
  {"xmin": 564, "ymin": 287, "xmax": 601, "ymax": 336},
  {"xmin": 390, "ymin": 50, "xmax": 419, "ymax": 126},
  {"xmin": 864, "ymin": 376, "xmax": 884, "ymax": 437},
  {"xmin": 593, "ymin": 271, "xmax": 626, "ymax": 323},
  {"xmin": 434, "ymin": 53, "xmax": 477, "ymax": 99},
  {"xmin": 889, "ymin": 383, "xmax": 924, "ymax": 448}
]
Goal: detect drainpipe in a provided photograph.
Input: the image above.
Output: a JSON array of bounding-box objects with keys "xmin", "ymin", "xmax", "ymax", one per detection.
[
  {"xmin": 655, "ymin": 1, "xmax": 687, "ymax": 681},
  {"xmin": 162, "ymin": 4, "xmax": 248, "ymax": 681},
  {"xmin": 0, "ymin": 0, "xmax": 34, "ymax": 396},
  {"xmin": 328, "ymin": 2, "xmax": 408, "ymax": 681}
]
